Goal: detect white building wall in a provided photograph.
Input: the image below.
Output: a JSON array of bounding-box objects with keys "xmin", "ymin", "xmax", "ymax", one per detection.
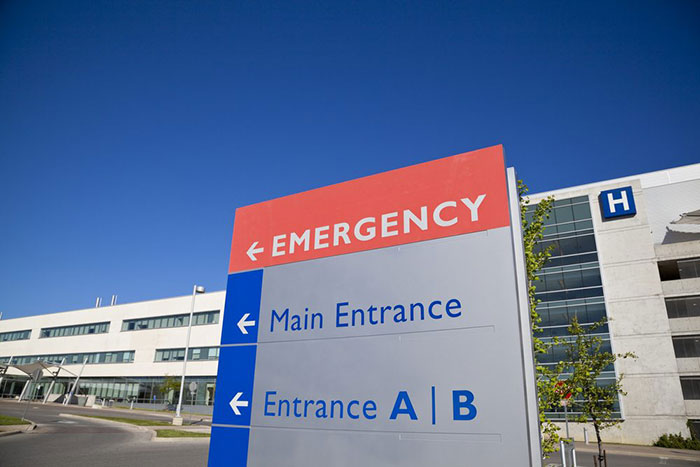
[
  {"xmin": 0, "ymin": 291, "xmax": 226, "ymax": 379},
  {"xmin": 531, "ymin": 163, "xmax": 700, "ymax": 445}
]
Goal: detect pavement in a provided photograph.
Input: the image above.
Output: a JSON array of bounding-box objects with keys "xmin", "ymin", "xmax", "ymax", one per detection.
[
  {"xmin": 2, "ymin": 400, "xmax": 700, "ymax": 466},
  {"xmin": 544, "ymin": 441, "xmax": 700, "ymax": 467},
  {"xmin": 0, "ymin": 400, "xmax": 209, "ymax": 467}
]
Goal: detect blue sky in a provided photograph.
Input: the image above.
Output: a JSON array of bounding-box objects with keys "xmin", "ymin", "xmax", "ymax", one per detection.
[{"xmin": 1, "ymin": 1, "xmax": 698, "ymax": 318}]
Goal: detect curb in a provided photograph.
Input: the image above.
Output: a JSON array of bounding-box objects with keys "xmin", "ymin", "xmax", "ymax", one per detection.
[
  {"xmin": 151, "ymin": 433, "xmax": 211, "ymax": 443},
  {"xmin": 59, "ymin": 413, "xmax": 209, "ymax": 442},
  {"xmin": 0, "ymin": 421, "xmax": 37, "ymax": 438},
  {"xmin": 59, "ymin": 412, "xmax": 154, "ymax": 439}
]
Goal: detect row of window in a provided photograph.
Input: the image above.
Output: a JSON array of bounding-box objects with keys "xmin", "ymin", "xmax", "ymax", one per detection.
[
  {"xmin": 523, "ymin": 195, "xmax": 589, "ymax": 225},
  {"xmin": 41, "ymin": 322, "xmax": 110, "ymax": 338},
  {"xmin": 542, "ymin": 220, "xmax": 593, "ymax": 240},
  {"xmin": 545, "ymin": 252, "xmax": 599, "ymax": 269},
  {"xmin": 538, "ymin": 338, "xmax": 614, "ymax": 367},
  {"xmin": 0, "ymin": 351, "xmax": 135, "ymax": 365},
  {"xmin": 0, "ymin": 347, "xmax": 222, "ymax": 365},
  {"xmin": 533, "ymin": 266, "xmax": 602, "ymax": 293},
  {"xmin": 0, "ymin": 311, "xmax": 221, "ymax": 343},
  {"xmin": 154, "ymin": 347, "xmax": 219, "ymax": 362},
  {"xmin": 121, "ymin": 310, "xmax": 219, "ymax": 331},
  {"xmin": 0, "ymin": 330, "xmax": 31, "ymax": 342},
  {"xmin": 0, "ymin": 375, "xmax": 217, "ymax": 406},
  {"xmin": 536, "ymin": 286, "xmax": 604, "ymax": 303},
  {"xmin": 537, "ymin": 298, "xmax": 607, "ymax": 328},
  {"xmin": 534, "ymin": 234, "xmax": 598, "ymax": 259}
]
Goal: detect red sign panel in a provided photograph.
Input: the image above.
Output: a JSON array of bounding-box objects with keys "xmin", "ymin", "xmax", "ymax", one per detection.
[{"xmin": 229, "ymin": 145, "xmax": 510, "ymax": 273}]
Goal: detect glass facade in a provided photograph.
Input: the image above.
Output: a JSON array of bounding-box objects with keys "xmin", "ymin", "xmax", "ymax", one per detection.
[
  {"xmin": 0, "ymin": 329, "xmax": 31, "ymax": 342},
  {"xmin": 41, "ymin": 322, "xmax": 110, "ymax": 338},
  {"xmin": 154, "ymin": 346, "xmax": 219, "ymax": 362},
  {"xmin": 0, "ymin": 350, "xmax": 135, "ymax": 365},
  {"xmin": 0, "ymin": 375, "xmax": 217, "ymax": 406},
  {"xmin": 121, "ymin": 310, "xmax": 219, "ymax": 331},
  {"xmin": 528, "ymin": 195, "xmax": 620, "ymax": 420}
]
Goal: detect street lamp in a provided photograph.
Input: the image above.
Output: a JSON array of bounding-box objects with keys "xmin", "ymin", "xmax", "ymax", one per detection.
[{"xmin": 174, "ymin": 284, "xmax": 205, "ymax": 424}]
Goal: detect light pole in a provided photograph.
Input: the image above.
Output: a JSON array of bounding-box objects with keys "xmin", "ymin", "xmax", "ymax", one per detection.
[{"xmin": 174, "ymin": 284, "xmax": 205, "ymax": 424}]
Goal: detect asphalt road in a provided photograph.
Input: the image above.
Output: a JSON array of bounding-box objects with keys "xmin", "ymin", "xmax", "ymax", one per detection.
[
  {"xmin": 545, "ymin": 449, "xmax": 700, "ymax": 467},
  {"xmin": 2, "ymin": 401, "xmax": 698, "ymax": 467},
  {"xmin": 0, "ymin": 400, "xmax": 209, "ymax": 467}
]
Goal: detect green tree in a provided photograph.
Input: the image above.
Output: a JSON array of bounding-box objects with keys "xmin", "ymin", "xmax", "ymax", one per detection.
[
  {"xmin": 564, "ymin": 317, "xmax": 636, "ymax": 465},
  {"xmin": 519, "ymin": 180, "xmax": 561, "ymax": 456},
  {"xmin": 160, "ymin": 375, "xmax": 181, "ymax": 404}
]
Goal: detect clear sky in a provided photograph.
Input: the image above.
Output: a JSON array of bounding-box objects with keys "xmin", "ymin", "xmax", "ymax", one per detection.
[{"xmin": 1, "ymin": 1, "xmax": 698, "ymax": 319}]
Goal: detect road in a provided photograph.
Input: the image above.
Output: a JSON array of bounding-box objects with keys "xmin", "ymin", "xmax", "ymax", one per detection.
[
  {"xmin": 0, "ymin": 400, "xmax": 209, "ymax": 467},
  {"xmin": 2, "ymin": 401, "xmax": 698, "ymax": 467},
  {"xmin": 545, "ymin": 446, "xmax": 700, "ymax": 467}
]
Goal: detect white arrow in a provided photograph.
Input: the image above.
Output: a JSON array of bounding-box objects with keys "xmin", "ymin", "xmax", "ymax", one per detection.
[
  {"xmin": 229, "ymin": 392, "xmax": 249, "ymax": 415},
  {"xmin": 237, "ymin": 313, "xmax": 256, "ymax": 334},
  {"xmin": 247, "ymin": 241, "xmax": 264, "ymax": 261}
]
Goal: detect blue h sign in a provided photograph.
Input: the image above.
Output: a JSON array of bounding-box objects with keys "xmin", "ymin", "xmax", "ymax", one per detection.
[{"xmin": 599, "ymin": 186, "xmax": 636, "ymax": 219}]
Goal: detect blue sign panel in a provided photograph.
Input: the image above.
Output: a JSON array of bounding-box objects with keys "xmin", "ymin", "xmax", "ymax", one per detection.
[
  {"xmin": 209, "ymin": 270, "xmax": 261, "ymax": 466},
  {"xmin": 220, "ymin": 270, "xmax": 262, "ymax": 346},
  {"xmin": 208, "ymin": 427, "xmax": 250, "ymax": 467},
  {"xmin": 211, "ymin": 345, "xmax": 257, "ymax": 427},
  {"xmin": 600, "ymin": 186, "xmax": 636, "ymax": 219}
]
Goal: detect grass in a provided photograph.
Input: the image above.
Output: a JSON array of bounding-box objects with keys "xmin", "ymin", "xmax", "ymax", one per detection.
[
  {"xmin": 0, "ymin": 414, "xmax": 31, "ymax": 426},
  {"xmin": 82, "ymin": 415, "xmax": 172, "ymax": 426},
  {"xmin": 156, "ymin": 429, "xmax": 210, "ymax": 438}
]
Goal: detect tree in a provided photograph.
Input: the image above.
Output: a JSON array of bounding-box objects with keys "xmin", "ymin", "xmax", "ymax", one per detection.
[
  {"xmin": 563, "ymin": 316, "xmax": 636, "ymax": 465},
  {"xmin": 519, "ymin": 180, "xmax": 561, "ymax": 456},
  {"xmin": 160, "ymin": 375, "xmax": 181, "ymax": 404}
]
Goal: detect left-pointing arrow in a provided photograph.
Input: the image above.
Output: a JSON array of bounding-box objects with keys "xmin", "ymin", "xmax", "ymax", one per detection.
[
  {"xmin": 247, "ymin": 241, "xmax": 264, "ymax": 261},
  {"xmin": 229, "ymin": 392, "xmax": 249, "ymax": 415},
  {"xmin": 237, "ymin": 313, "xmax": 256, "ymax": 335}
]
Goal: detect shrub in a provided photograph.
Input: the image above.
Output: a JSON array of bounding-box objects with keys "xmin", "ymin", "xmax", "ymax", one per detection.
[{"xmin": 654, "ymin": 433, "xmax": 700, "ymax": 450}]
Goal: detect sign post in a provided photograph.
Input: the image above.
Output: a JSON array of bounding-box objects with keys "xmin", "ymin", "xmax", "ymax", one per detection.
[{"xmin": 208, "ymin": 145, "xmax": 541, "ymax": 466}]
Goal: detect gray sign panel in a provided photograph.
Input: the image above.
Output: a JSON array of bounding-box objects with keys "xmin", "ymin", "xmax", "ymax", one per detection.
[{"xmin": 209, "ymin": 154, "xmax": 539, "ymax": 466}]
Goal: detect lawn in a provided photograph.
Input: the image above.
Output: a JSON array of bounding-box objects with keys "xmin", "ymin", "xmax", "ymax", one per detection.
[
  {"xmin": 82, "ymin": 415, "xmax": 172, "ymax": 426},
  {"xmin": 155, "ymin": 429, "xmax": 210, "ymax": 438},
  {"xmin": 0, "ymin": 414, "xmax": 30, "ymax": 425}
]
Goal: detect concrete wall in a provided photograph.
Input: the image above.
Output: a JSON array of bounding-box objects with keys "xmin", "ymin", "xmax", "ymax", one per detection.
[
  {"xmin": 530, "ymin": 166, "xmax": 700, "ymax": 444},
  {"xmin": 590, "ymin": 179, "xmax": 687, "ymax": 443}
]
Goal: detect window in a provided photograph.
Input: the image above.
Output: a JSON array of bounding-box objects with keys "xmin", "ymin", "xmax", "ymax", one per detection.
[
  {"xmin": 154, "ymin": 347, "xmax": 219, "ymax": 362},
  {"xmin": 528, "ymin": 195, "xmax": 620, "ymax": 419},
  {"xmin": 0, "ymin": 330, "xmax": 31, "ymax": 342},
  {"xmin": 659, "ymin": 258, "xmax": 700, "ymax": 281},
  {"xmin": 40, "ymin": 322, "xmax": 110, "ymax": 338},
  {"xmin": 679, "ymin": 259, "xmax": 700, "ymax": 279},
  {"xmin": 121, "ymin": 311, "xmax": 220, "ymax": 332},
  {"xmin": 681, "ymin": 378, "xmax": 700, "ymax": 400},
  {"xmin": 673, "ymin": 336, "xmax": 700, "ymax": 358},
  {"xmin": 0, "ymin": 351, "xmax": 135, "ymax": 365},
  {"xmin": 666, "ymin": 296, "xmax": 700, "ymax": 319}
]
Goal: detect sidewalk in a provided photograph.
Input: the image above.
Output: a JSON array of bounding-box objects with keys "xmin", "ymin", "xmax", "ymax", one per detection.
[
  {"xmin": 574, "ymin": 440, "xmax": 700, "ymax": 462},
  {"xmin": 0, "ymin": 422, "xmax": 36, "ymax": 437}
]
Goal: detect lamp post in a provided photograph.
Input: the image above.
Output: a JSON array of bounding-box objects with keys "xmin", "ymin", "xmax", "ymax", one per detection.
[{"xmin": 174, "ymin": 284, "xmax": 205, "ymax": 424}]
